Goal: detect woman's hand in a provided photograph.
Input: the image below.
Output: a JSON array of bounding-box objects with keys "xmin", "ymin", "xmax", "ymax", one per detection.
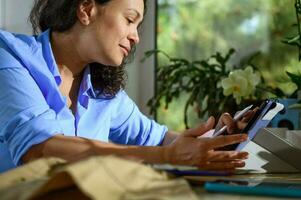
[
  {"xmin": 164, "ymin": 117, "xmax": 249, "ymax": 171},
  {"xmin": 215, "ymin": 108, "xmax": 258, "ymax": 135}
]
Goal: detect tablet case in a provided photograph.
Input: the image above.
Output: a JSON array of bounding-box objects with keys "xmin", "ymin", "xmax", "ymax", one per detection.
[
  {"xmin": 252, "ymin": 128, "xmax": 301, "ymax": 171},
  {"xmin": 236, "ymin": 100, "xmax": 284, "ymax": 151}
]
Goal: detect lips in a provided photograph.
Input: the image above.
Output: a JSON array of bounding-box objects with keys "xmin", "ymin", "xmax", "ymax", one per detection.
[{"xmin": 119, "ymin": 45, "xmax": 130, "ymax": 57}]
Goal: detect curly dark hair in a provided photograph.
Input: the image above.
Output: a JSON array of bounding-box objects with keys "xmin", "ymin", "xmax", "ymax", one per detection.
[{"xmin": 29, "ymin": 0, "xmax": 147, "ymax": 97}]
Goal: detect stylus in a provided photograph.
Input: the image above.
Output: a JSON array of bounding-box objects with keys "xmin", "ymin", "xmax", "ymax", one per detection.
[{"xmin": 213, "ymin": 104, "xmax": 253, "ymax": 137}]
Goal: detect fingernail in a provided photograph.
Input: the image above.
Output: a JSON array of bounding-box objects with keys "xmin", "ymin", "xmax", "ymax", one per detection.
[
  {"xmin": 240, "ymin": 135, "xmax": 248, "ymax": 141},
  {"xmin": 206, "ymin": 116, "xmax": 213, "ymax": 123},
  {"xmin": 239, "ymin": 152, "xmax": 248, "ymax": 158},
  {"xmin": 227, "ymin": 127, "xmax": 234, "ymax": 134},
  {"xmin": 234, "ymin": 161, "xmax": 245, "ymax": 167},
  {"xmin": 241, "ymin": 153, "xmax": 249, "ymax": 159},
  {"xmin": 206, "ymin": 117, "xmax": 214, "ymax": 127},
  {"xmin": 242, "ymin": 152, "xmax": 249, "ymax": 156}
]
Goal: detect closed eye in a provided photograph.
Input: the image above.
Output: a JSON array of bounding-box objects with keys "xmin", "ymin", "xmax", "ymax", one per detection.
[{"xmin": 126, "ymin": 18, "xmax": 134, "ymax": 24}]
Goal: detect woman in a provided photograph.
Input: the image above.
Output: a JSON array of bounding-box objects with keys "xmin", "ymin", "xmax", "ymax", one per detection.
[{"xmin": 0, "ymin": 0, "xmax": 249, "ymax": 172}]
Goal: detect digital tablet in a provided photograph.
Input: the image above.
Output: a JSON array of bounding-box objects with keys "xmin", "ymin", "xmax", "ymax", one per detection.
[
  {"xmin": 226, "ymin": 99, "xmax": 284, "ymax": 151},
  {"xmin": 204, "ymin": 179, "xmax": 301, "ymax": 198}
]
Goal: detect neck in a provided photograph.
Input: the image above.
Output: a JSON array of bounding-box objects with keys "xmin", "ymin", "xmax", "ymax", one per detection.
[{"xmin": 50, "ymin": 30, "xmax": 89, "ymax": 78}]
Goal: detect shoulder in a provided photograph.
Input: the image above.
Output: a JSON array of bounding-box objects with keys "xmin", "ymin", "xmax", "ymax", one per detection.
[
  {"xmin": 0, "ymin": 45, "xmax": 22, "ymax": 69},
  {"xmin": 0, "ymin": 29, "xmax": 38, "ymax": 48},
  {"xmin": 114, "ymin": 90, "xmax": 134, "ymax": 106},
  {"xmin": 0, "ymin": 29, "xmax": 40, "ymax": 69},
  {"xmin": 115, "ymin": 90, "xmax": 130, "ymax": 99},
  {"xmin": 92, "ymin": 90, "xmax": 133, "ymax": 106}
]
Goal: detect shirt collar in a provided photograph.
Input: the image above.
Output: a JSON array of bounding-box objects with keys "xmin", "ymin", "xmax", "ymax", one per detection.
[
  {"xmin": 37, "ymin": 29, "xmax": 61, "ymax": 86},
  {"xmin": 81, "ymin": 66, "xmax": 96, "ymax": 97},
  {"xmin": 80, "ymin": 66, "xmax": 116, "ymax": 103}
]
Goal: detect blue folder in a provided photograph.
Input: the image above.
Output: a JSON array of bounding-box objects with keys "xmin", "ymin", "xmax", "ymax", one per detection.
[
  {"xmin": 204, "ymin": 180, "xmax": 301, "ymax": 198},
  {"xmin": 165, "ymin": 169, "xmax": 230, "ymax": 176}
]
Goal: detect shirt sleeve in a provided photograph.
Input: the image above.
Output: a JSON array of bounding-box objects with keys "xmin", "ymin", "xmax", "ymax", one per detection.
[
  {"xmin": 0, "ymin": 67, "xmax": 62, "ymax": 166},
  {"xmin": 109, "ymin": 91, "xmax": 168, "ymax": 146}
]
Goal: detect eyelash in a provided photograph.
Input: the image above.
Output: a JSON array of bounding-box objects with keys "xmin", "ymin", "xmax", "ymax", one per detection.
[{"xmin": 126, "ymin": 18, "xmax": 134, "ymax": 24}]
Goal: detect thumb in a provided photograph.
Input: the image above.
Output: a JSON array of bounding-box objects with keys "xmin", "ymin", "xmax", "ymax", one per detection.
[{"xmin": 184, "ymin": 116, "xmax": 215, "ymax": 137}]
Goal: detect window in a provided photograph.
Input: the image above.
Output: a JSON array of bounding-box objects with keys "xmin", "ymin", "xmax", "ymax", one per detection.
[{"xmin": 156, "ymin": 0, "xmax": 297, "ymax": 131}]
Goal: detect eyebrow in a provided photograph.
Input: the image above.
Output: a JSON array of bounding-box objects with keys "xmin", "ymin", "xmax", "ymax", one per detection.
[
  {"xmin": 127, "ymin": 9, "xmax": 142, "ymax": 19},
  {"xmin": 127, "ymin": 8, "xmax": 144, "ymax": 27}
]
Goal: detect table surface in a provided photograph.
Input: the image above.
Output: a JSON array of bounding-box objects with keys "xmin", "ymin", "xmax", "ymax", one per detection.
[{"xmin": 185, "ymin": 173, "xmax": 301, "ymax": 199}]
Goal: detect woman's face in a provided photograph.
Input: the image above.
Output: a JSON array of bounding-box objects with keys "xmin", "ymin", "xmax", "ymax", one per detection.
[{"xmin": 79, "ymin": 0, "xmax": 144, "ymax": 66}]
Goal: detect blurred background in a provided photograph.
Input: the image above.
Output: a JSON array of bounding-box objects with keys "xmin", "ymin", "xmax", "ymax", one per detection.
[{"xmin": 156, "ymin": 0, "xmax": 300, "ymax": 131}]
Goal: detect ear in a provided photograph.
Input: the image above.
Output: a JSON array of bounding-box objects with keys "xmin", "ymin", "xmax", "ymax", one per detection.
[{"xmin": 77, "ymin": 0, "xmax": 96, "ymax": 25}]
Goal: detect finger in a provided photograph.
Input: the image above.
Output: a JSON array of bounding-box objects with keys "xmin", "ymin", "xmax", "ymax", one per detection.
[
  {"xmin": 198, "ymin": 160, "xmax": 246, "ymax": 171},
  {"xmin": 238, "ymin": 108, "xmax": 259, "ymax": 130},
  {"xmin": 218, "ymin": 113, "xmax": 236, "ymax": 134},
  {"xmin": 207, "ymin": 151, "xmax": 249, "ymax": 162},
  {"xmin": 208, "ymin": 134, "xmax": 248, "ymax": 150},
  {"xmin": 241, "ymin": 110, "xmax": 253, "ymax": 122},
  {"xmin": 242, "ymin": 107, "xmax": 259, "ymax": 122},
  {"xmin": 184, "ymin": 116, "xmax": 215, "ymax": 137},
  {"xmin": 237, "ymin": 121, "xmax": 248, "ymax": 130},
  {"xmin": 217, "ymin": 113, "xmax": 231, "ymax": 127}
]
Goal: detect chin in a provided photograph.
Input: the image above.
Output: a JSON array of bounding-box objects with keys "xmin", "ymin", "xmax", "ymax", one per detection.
[
  {"xmin": 110, "ymin": 61, "xmax": 123, "ymax": 67},
  {"xmin": 111, "ymin": 57, "xmax": 124, "ymax": 67},
  {"xmin": 100, "ymin": 58, "xmax": 123, "ymax": 67}
]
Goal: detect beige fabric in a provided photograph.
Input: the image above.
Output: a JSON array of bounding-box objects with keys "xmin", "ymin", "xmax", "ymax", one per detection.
[{"xmin": 0, "ymin": 156, "xmax": 198, "ymax": 200}]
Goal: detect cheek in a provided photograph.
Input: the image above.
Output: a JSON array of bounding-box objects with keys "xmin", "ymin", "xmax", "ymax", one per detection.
[
  {"xmin": 107, "ymin": 18, "xmax": 128, "ymax": 38},
  {"xmin": 93, "ymin": 24, "xmax": 117, "ymax": 49},
  {"xmin": 102, "ymin": 25, "xmax": 127, "ymax": 50}
]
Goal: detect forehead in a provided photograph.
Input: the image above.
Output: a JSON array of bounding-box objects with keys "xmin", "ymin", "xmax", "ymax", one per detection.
[{"xmin": 103, "ymin": 0, "xmax": 145, "ymax": 16}]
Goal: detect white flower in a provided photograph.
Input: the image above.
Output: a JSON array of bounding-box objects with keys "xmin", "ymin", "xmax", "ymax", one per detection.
[
  {"xmin": 243, "ymin": 66, "xmax": 261, "ymax": 92},
  {"xmin": 221, "ymin": 72, "xmax": 248, "ymax": 104},
  {"xmin": 221, "ymin": 66, "xmax": 260, "ymax": 104}
]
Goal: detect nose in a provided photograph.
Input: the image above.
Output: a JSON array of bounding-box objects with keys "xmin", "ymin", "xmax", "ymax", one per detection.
[{"xmin": 128, "ymin": 28, "xmax": 140, "ymax": 45}]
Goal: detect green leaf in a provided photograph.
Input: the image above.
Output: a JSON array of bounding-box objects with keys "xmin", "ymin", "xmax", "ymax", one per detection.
[
  {"xmin": 282, "ymin": 35, "xmax": 300, "ymax": 47},
  {"xmin": 201, "ymin": 95, "xmax": 209, "ymax": 111},
  {"xmin": 288, "ymin": 103, "xmax": 301, "ymax": 109},
  {"xmin": 224, "ymin": 48, "xmax": 235, "ymax": 62},
  {"xmin": 214, "ymin": 52, "xmax": 225, "ymax": 65},
  {"xmin": 282, "ymin": 41, "xmax": 300, "ymax": 47},
  {"xmin": 286, "ymin": 71, "xmax": 301, "ymax": 89},
  {"xmin": 140, "ymin": 49, "xmax": 170, "ymax": 62},
  {"xmin": 283, "ymin": 35, "xmax": 300, "ymax": 43},
  {"xmin": 170, "ymin": 58, "xmax": 190, "ymax": 64}
]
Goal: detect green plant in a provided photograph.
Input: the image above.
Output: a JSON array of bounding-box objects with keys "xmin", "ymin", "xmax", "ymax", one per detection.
[
  {"xmin": 282, "ymin": 0, "xmax": 301, "ymax": 94},
  {"xmin": 283, "ymin": 0, "xmax": 301, "ymax": 109},
  {"xmin": 142, "ymin": 49, "xmax": 281, "ymax": 128},
  {"xmin": 282, "ymin": 0, "xmax": 301, "ymax": 62},
  {"xmin": 282, "ymin": 0, "xmax": 301, "ymax": 95}
]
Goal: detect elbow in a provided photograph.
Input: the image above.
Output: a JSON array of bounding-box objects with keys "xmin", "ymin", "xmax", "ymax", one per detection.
[{"xmin": 22, "ymin": 143, "xmax": 45, "ymax": 164}]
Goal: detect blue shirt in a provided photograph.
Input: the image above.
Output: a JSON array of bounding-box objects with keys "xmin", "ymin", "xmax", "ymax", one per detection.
[{"xmin": 0, "ymin": 29, "xmax": 167, "ymax": 172}]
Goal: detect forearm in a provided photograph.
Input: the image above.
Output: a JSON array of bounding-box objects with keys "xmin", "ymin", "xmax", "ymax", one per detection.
[{"xmin": 22, "ymin": 134, "xmax": 168, "ymax": 164}]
